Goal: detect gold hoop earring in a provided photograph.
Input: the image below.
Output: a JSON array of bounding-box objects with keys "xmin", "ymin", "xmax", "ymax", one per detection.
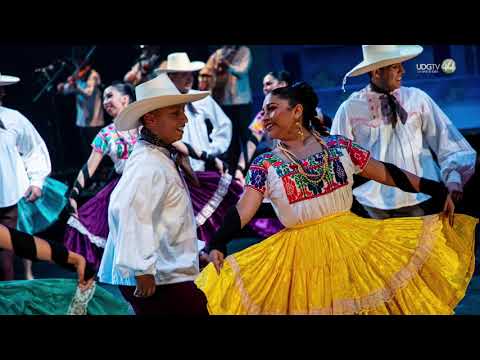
[{"xmin": 296, "ymin": 121, "xmax": 304, "ymax": 141}]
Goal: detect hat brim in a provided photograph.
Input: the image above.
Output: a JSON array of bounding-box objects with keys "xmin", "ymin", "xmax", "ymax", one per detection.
[
  {"xmin": 346, "ymin": 46, "xmax": 423, "ymax": 77},
  {"xmin": 0, "ymin": 75, "xmax": 20, "ymax": 86},
  {"xmin": 155, "ymin": 61, "xmax": 206, "ymax": 75},
  {"xmin": 114, "ymin": 91, "xmax": 209, "ymax": 131}
]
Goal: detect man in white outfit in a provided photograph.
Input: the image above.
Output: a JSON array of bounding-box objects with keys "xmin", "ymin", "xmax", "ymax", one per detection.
[
  {"xmin": 331, "ymin": 45, "xmax": 477, "ymax": 219},
  {"xmin": 98, "ymin": 73, "xmax": 210, "ymax": 315},
  {"xmin": 156, "ymin": 52, "xmax": 232, "ymax": 172},
  {"xmin": 0, "ymin": 73, "xmax": 51, "ymax": 280}
]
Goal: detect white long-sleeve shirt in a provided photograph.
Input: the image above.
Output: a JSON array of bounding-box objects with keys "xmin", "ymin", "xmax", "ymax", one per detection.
[
  {"xmin": 331, "ymin": 85, "xmax": 477, "ymax": 210},
  {"xmin": 182, "ymin": 91, "xmax": 232, "ymax": 171},
  {"xmin": 98, "ymin": 140, "xmax": 199, "ymax": 286},
  {"xmin": 0, "ymin": 106, "xmax": 51, "ymax": 208}
]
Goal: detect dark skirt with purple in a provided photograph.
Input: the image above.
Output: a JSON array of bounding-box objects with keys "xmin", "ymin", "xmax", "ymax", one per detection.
[
  {"xmin": 188, "ymin": 171, "xmax": 243, "ymax": 244},
  {"xmin": 187, "ymin": 171, "xmax": 284, "ymax": 245},
  {"xmin": 64, "ymin": 177, "xmax": 120, "ymax": 270},
  {"xmin": 246, "ymin": 216, "xmax": 284, "ymax": 238}
]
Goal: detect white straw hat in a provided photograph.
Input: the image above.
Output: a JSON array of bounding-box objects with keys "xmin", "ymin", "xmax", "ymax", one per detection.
[
  {"xmin": 0, "ymin": 73, "xmax": 20, "ymax": 86},
  {"xmin": 114, "ymin": 73, "xmax": 209, "ymax": 131},
  {"xmin": 155, "ymin": 52, "xmax": 205, "ymax": 74},
  {"xmin": 341, "ymin": 45, "xmax": 423, "ymax": 91}
]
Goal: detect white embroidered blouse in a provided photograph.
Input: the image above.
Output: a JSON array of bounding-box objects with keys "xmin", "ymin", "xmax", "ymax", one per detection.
[{"xmin": 245, "ymin": 135, "xmax": 371, "ymax": 228}]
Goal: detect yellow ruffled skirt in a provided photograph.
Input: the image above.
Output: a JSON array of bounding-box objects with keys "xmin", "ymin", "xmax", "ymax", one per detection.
[{"xmin": 195, "ymin": 211, "xmax": 478, "ymax": 315}]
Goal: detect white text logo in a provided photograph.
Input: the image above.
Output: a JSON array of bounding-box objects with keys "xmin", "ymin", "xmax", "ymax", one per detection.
[
  {"xmin": 416, "ymin": 63, "xmax": 441, "ymax": 73},
  {"xmin": 416, "ymin": 58, "xmax": 456, "ymax": 74}
]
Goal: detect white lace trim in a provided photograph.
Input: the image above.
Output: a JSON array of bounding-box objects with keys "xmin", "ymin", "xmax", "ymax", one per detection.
[
  {"xmin": 67, "ymin": 216, "xmax": 107, "ymax": 248},
  {"xmin": 195, "ymin": 173, "xmax": 232, "ymax": 226},
  {"xmin": 67, "ymin": 282, "xmax": 97, "ymax": 315}
]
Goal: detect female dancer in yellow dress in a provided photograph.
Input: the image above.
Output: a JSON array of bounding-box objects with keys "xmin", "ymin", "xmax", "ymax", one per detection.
[{"xmin": 195, "ymin": 82, "xmax": 478, "ymax": 315}]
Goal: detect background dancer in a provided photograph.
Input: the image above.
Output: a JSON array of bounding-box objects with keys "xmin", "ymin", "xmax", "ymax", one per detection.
[
  {"xmin": 331, "ymin": 45, "xmax": 476, "ymax": 219},
  {"xmin": 0, "ymin": 73, "xmax": 53, "ymax": 281},
  {"xmin": 65, "ymin": 82, "xmax": 136, "ymax": 270}
]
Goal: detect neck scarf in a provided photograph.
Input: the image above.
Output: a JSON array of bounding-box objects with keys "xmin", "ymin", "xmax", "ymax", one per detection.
[
  {"xmin": 140, "ymin": 127, "xmax": 199, "ymax": 186},
  {"xmin": 369, "ymin": 82, "xmax": 408, "ymax": 128}
]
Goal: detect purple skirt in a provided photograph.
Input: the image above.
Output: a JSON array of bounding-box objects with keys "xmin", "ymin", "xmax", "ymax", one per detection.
[
  {"xmin": 64, "ymin": 177, "xmax": 120, "ymax": 270},
  {"xmin": 246, "ymin": 216, "xmax": 284, "ymax": 238},
  {"xmin": 187, "ymin": 171, "xmax": 284, "ymax": 245},
  {"xmin": 187, "ymin": 171, "xmax": 243, "ymax": 245}
]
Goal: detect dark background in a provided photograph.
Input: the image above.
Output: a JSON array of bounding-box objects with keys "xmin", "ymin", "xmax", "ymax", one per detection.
[{"xmin": 0, "ymin": 44, "xmax": 212, "ymax": 172}]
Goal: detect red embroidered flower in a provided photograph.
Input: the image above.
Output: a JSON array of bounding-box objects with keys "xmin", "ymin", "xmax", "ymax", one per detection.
[
  {"xmin": 349, "ymin": 145, "xmax": 370, "ymax": 169},
  {"xmin": 282, "ymin": 175, "xmax": 301, "ymax": 203}
]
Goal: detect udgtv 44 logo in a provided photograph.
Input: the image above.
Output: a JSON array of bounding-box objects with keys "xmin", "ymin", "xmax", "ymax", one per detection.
[{"xmin": 417, "ymin": 58, "xmax": 456, "ymax": 74}]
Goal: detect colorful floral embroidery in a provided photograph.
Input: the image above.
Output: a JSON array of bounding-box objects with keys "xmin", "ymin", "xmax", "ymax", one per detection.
[
  {"xmin": 252, "ymin": 148, "xmax": 346, "ymax": 204},
  {"xmin": 245, "ymin": 155, "xmax": 269, "ymax": 194},
  {"xmin": 348, "ymin": 142, "xmax": 370, "ymax": 171},
  {"xmin": 92, "ymin": 124, "xmax": 137, "ymax": 161},
  {"xmin": 92, "ymin": 131, "xmax": 109, "ymax": 155},
  {"xmin": 327, "ymin": 135, "xmax": 370, "ymax": 172},
  {"xmin": 283, "ymin": 174, "xmax": 306, "ymax": 201},
  {"xmin": 246, "ymin": 136, "xmax": 369, "ymax": 204}
]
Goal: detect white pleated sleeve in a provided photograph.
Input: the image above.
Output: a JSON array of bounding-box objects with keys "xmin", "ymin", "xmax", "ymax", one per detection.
[
  {"xmin": 420, "ymin": 90, "xmax": 477, "ymax": 188},
  {"xmin": 16, "ymin": 112, "xmax": 51, "ymax": 189}
]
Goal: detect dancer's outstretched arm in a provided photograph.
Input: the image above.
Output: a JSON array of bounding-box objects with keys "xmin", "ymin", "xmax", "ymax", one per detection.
[
  {"xmin": 68, "ymin": 149, "xmax": 104, "ymax": 216},
  {"xmin": 359, "ymin": 158, "xmax": 454, "ymax": 225},
  {"xmin": 207, "ymin": 188, "xmax": 264, "ymax": 274},
  {"xmin": 0, "ymin": 225, "xmax": 95, "ymax": 291}
]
